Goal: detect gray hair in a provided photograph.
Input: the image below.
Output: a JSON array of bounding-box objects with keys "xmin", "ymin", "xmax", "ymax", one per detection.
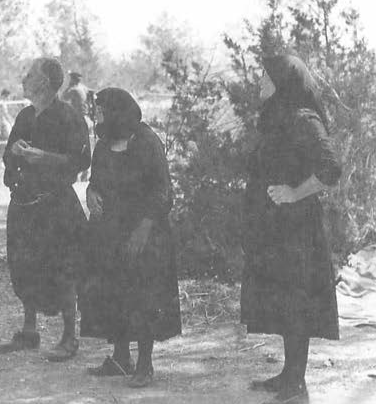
[{"xmin": 35, "ymin": 57, "xmax": 64, "ymax": 92}]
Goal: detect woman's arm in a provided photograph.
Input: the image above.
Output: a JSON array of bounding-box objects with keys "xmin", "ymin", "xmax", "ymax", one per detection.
[
  {"xmin": 141, "ymin": 131, "xmax": 173, "ymax": 221},
  {"xmin": 20, "ymin": 110, "xmax": 90, "ymax": 173},
  {"xmin": 16, "ymin": 147, "xmax": 70, "ymax": 166},
  {"xmin": 268, "ymin": 112, "xmax": 341, "ymax": 205},
  {"xmin": 268, "ymin": 174, "xmax": 328, "ymax": 205},
  {"xmin": 127, "ymin": 130, "xmax": 173, "ymax": 258}
]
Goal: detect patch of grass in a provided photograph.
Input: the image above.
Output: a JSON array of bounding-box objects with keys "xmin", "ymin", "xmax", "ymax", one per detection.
[{"xmin": 179, "ymin": 280, "xmax": 240, "ymax": 327}]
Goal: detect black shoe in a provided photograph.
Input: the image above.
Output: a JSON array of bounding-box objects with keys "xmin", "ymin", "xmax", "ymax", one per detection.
[
  {"xmin": 128, "ymin": 365, "xmax": 154, "ymax": 388},
  {"xmin": 46, "ymin": 338, "xmax": 79, "ymax": 362},
  {"xmin": 88, "ymin": 356, "xmax": 136, "ymax": 376},
  {"xmin": 263, "ymin": 382, "xmax": 309, "ymax": 404},
  {"xmin": 0, "ymin": 331, "xmax": 40, "ymax": 354},
  {"xmin": 251, "ymin": 373, "xmax": 285, "ymax": 392}
]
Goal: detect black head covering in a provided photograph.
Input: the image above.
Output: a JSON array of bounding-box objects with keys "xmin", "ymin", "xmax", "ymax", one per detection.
[
  {"xmin": 69, "ymin": 71, "xmax": 82, "ymax": 81},
  {"xmin": 95, "ymin": 87, "xmax": 142, "ymax": 139},
  {"xmin": 69, "ymin": 71, "xmax": 82, "ymax": 78},
  {"xmin": 258, "ymin": 54, "xmax": 328, "ymax": 136}
]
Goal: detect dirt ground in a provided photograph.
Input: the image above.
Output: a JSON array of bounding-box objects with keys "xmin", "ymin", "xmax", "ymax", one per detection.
[
  {"xmin": 1, "ymin": 273, "xmax": 376, "ymax": 404},
  {"xmin": 0, "ymin": 179, "xmax": 376, "ymax": 403}
]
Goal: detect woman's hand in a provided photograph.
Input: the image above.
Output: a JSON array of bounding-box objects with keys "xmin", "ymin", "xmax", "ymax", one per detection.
[
  {"xmin": 11, "ymin": 139, "xmax": 30, "ymax": 156},
  {"xmin": 268, "ymin": 175, "xmax": 328, "ymax": 205},
  {"xmin": 267, "ymin": 184, "xmax": 297, "ymax": 205},
  {"xmin": 12, "ymin": 140, "xmax": 47, "ymax": 164},
  {"xmin": 87, "ymin": 186, "xmax": 103, "ymax": 216},
  {"xmin": 21, "ymin": 147, "xmax": 46, "ymax": 164},
  {"xmin": 126, "ymin": 218, "xmax": 153, "ymax": 262}
]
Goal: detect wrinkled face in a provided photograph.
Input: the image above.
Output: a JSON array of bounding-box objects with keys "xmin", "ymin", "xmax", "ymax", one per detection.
[
  {"xmin": 260, "ymin": 70, "xmax": 276, "ymax": 100},
  {"xmin": 22, "ymin": 60, "xmax": 48, "ymax": 100}
]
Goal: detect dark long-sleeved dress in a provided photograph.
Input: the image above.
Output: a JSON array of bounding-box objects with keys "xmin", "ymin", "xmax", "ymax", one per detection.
[
  {"xmin": 79, "ymin": 123, "xmax": 181, "ymax": 342},
  {"xmin": 241, "ymin": 109, "xmax": 341, "ymax": 339},
  {"xmin": 3, "ymin": 98, "xmax": 91, "ymax": 315}
]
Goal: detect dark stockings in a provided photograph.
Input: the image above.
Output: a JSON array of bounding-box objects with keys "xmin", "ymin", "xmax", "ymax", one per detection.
[
  {"xmin": 252, "ymin": 332, "xmax": 309, "ymax": 398},
  {"xmin": 61, "ymin": 307, "xmax": 76, "ymax": 343},
  {"xmin": 113, "ymin": 338, "xmax": 131, "ymax": 365},
  {"xmin": 22, "ymin": 305, "xmax": 37, "ymax": 333},
  {"xmin": 127, "ymin": 337, "xmax": 154, "ymax": 387},
  {"xmin": 60, "ymin": 289, "xmax": 77, "ymax": 344},
  {"xmin": 279, "ymin": 333, "xmax": 309, "ymax": 398},
  {"xmin": 136, "ymin": 338, "xmax": 154, "ymax": 375}
]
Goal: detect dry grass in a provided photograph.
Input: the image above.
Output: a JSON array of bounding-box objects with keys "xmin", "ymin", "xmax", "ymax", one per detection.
[{"xmin": 179, "ymin": 279, "xmax": 240, "ymax": 327}]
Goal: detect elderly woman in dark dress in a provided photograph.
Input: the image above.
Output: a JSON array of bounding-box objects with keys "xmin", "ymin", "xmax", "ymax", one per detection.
[
  {"xmin": 79, "ymin": 88, "xmax": 181, "ymax": 388},
  {"xmin": 241, "ymin": 55, "xmax": 341, "ymax": 404},
  {"xmin": 1, "ymin": 58, "xmax": 90, "ymax": 361}
]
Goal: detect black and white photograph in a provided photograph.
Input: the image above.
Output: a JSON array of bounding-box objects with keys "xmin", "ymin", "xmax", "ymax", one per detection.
[{"xmin": 0, "ymin": 0, "xmax": 375, "ymax": 403}]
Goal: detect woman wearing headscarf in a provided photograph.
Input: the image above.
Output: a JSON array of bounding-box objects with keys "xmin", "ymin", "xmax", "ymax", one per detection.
[
  {"xmin": 241, "ymin": 55, "xmax": 341, "ymax": 404},
  {"xmin": 79, "ymin": 88, "xmax": 181, "ymax": 388}
]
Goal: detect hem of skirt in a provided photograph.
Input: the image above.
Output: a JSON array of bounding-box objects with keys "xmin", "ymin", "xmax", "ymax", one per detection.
[
  {"xmin": 241, "ymin": 321, "xmax": 340, "ymax": 340},
  {"xmin": 15, "ymin": 299, "xmax": 61, "ymax": 317},
  {"xmin": 153, "ymin": 329, "xmax": 182, "ymax": 342},
  {"xmin": 80, "ymin": 332, "xmax": 108, "ymax": 340},
  {"xmin": 80, "ymin": 328, "xmax": 182, "ymax": 342}
]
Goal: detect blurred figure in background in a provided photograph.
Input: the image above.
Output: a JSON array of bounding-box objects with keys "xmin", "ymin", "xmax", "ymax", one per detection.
[
  {"xmin": 63, "ymin": 71, "xmax": 91, "ymax": 181},
  {"xmin": 62, "ymin": 71, "xmax": 89, "ymax": 118}
]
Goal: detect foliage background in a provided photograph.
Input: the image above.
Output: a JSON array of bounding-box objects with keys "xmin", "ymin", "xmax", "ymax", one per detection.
[{"xmin": 1, "ymin": 0, "xmax": 375, "ymax": 281}]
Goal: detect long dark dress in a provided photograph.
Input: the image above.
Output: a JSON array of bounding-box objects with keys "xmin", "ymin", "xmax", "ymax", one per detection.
[
  {"xmin": 241, "ymin": 109, "xmax": 341, "ymax": 339},
  {"xmin": 79, "ymin": 123, "xmax": 181, "ymax": 342},
  {"xmin": 3, "ymin": 98, "xmax": 91, "ymax": 316}
]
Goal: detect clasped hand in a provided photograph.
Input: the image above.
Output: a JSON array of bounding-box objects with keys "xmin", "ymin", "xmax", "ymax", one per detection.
[
  {"xmin": 87, "ymin": 186, "xmax": 103, "ymax": 216},
  {"xmin": 267, "ymin": 184, "xmax": 297, "ymax": 205},
  {"xmin": 86, "ymin": 186, "xmax": 153, "ymax": 262},
  {"xmin": 11, "ymin": 139, "xmax": 45, "ymax": 164},
  {"xmin": 126, "ymin": 218, "xmax": 153, "ymax": 262}
]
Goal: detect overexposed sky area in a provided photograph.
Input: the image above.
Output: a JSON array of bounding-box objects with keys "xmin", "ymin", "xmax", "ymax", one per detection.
[
  {"xmin": 32, "ymin": 0, "xmax": 376, "ymax": 58},
  {"xmin": 90, "ymin": 0, "xmax": 265, "ymax": 56}
]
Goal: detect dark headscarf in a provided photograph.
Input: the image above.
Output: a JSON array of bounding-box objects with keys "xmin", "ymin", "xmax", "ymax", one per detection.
[
  {"xmin": 95, "ymin": 87, "xmax": 142, "ymax": 139},
  {"xmin": 258, "ymin": 55, "xmax": 328, "ymax": 136}
]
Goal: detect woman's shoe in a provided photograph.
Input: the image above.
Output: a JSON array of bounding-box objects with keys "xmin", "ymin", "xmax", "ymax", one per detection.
[
  {"xmin": 250, "ymin": 373, "xmax": 285, "ymax": 392},
  {"xmin": 262, "ymin": 381, "xmax": 309, "ymax": 404},
  {"xmin": 0, "ymin": 331, "xmax": 40, "ymax": 354},
  {"xmin": 128, "ymin": 366, "xmax": 154, "ymax": 388},
  {"xmin": 88, "ymin": 355, "xmax": 136, "ymax": 376},
  {"xmin": 46, "ymin": 338, "xmax": 79, "ymax": 362}
]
